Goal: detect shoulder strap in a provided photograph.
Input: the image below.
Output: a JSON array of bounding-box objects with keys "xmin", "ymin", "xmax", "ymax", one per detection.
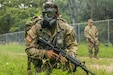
[
  {"xmin": 31, "ymin": 16, "xmax": 42, "ymax": 24},
  {"xmin": 57, "ymin": 17, "xmax": 66, "ymax": 23}
]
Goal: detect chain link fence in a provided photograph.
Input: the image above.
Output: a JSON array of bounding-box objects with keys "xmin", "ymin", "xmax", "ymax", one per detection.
[
  {"xmin": 75, "ymin": 19, "xmax": 113, "ymax": 46},
  {"xmin": 0, "ymin": 31, "xmax": 25, "ymax": 44},
  {"xmin": 0, "ymin": 19, "xmax": 113, "ymax": 46}
]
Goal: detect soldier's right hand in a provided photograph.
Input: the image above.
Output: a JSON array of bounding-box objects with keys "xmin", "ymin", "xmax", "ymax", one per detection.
[
  {"xmin": 88, "ymin": 38, "xmax": 94, "ymax": 43},
  {"xmin": 45, "ymin": 50, "xmax": 59, "ymax": 59}
]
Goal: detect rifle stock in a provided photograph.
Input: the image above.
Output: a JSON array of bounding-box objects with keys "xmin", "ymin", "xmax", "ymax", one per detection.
[{"xmin": 38, "ymin": 37, "xmax": 95, "ymax": 75}]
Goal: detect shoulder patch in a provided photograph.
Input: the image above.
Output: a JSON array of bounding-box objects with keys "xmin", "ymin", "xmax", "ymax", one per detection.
[{"xmin": 26, "ymin": 35, "xmax": 32, "ymax": 43}]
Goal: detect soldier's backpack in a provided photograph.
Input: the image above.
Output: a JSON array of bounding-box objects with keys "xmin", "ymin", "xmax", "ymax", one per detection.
[{"xmin": 25, "ymin": 16, "xmax": 42, "ymax": 37}]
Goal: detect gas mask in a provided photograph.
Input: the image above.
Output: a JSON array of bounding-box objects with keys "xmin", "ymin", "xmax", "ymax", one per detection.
[{"xmin": 40, "ymin": 8, "xmax": 57, "ymax": 28}]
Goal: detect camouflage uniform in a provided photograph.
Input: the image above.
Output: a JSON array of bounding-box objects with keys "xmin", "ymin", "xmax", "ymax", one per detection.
[
  {"xmin": 84, "ymin": 19, "xmax": 99, "ymax": 58},
  {"xmin": 25, "ymin": 17, "xmax": 78, "ymax": 74}
]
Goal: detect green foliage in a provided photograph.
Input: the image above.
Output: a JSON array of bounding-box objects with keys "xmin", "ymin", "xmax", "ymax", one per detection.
[
  {"xmin": 0, "ymin": 7, "xmax": 41, "ymax": 33},
  {"xmin": 0, "ymin": 0, "xmax": 113, "ymax": 40},
  {"xmin": 81, "ymin": 0, "xmax": 113, "ymax": 20},
  {"xmin": 0, "ymin": 0, "xmax": 44, "ymax": 34}
]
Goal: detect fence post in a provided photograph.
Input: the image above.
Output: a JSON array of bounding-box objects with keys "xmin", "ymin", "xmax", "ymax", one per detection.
[
  {"xmin": 5, "ymin": 34, "xmax": 8, "ymax": 44},
  {"xmin": 78, "ymin": 24, "xmax": 80, "ymax": 43},
  {"xmin": 108, "ymin": 20, "xmax": 110, "ymax": 44}
]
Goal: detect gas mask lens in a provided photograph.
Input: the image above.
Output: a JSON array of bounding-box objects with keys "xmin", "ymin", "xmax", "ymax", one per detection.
[
  {"xmin": 43, "ymin": 11, "xmax": 54, "ymax": 18},
  {"xmin": 46, "ymin": 11, "xmax": 54, "ymax": 17},
  {"xmin": 42, "ymin": 8, "xmax": 55, "ymax": 18}
]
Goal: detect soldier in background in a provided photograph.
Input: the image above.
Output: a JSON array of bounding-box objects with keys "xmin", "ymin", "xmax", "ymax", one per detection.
[
  {"xmin": 25, "ymin": 1, "xmax": 78, "ymax": 75},
  {"xmin": 84, "ymin": 19, "xmax": 99, "ymax": 59}
]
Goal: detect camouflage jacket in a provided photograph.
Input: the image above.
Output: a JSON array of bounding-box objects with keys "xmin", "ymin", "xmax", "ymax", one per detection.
[
  {"xmin": 25, "ymin": 18, "xmax": 78, "ymax": 59},
  {"xmin": 84, "ymin": 25, "xmax": 98, "ymax": 42}
]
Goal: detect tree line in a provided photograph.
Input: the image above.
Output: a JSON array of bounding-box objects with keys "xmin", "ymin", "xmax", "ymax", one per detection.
[{"xmin": 0, "ymin": 0, "xmax": 113, "ymax": 45}]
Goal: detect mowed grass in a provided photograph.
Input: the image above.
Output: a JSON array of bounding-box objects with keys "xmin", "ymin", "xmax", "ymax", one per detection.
[
  {"xmin": 0, "ymin": 43, "xmax": 113, "ymax": 75},
  {"xmin": 78, "ymin": 43, "xmax": 113, "ymax": 58}
]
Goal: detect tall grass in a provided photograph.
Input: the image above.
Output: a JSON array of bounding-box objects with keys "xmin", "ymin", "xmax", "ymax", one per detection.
[{"xmin": 0, "ymin": 43, "xmax": 113, "ymax": 75}]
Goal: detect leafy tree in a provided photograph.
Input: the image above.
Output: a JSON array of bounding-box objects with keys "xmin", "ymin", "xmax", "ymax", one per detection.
[
  {"xmin": 81, "ymin": 0, "xmax": 113, "ymax": 21},
  {"xmin": 0, "ymin": 0, "xmax": 113, "ymax": 38},
  {"xmin": 0, "ymin": 0, "xmax": 44, "ymax": 34}
]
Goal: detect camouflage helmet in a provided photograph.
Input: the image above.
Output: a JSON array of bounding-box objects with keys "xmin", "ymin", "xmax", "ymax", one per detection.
[{"xmin": 43, "ymin": 1, "xmax": 59, "ymax": 17}]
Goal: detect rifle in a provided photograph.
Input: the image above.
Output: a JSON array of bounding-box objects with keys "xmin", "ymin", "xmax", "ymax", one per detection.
[{"xmin": 38, "ymin": 37, "xmax": 95, "ymax": 75}]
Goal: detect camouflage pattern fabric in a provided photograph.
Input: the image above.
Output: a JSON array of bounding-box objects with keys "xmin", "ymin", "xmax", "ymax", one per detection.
[
  {"xmin": 25, "ymin": 17, "xmax": 78, "ymax": 74},
  {"xmin": 84, "ymin": 25, "xmax": 99, "ymax": 58}
]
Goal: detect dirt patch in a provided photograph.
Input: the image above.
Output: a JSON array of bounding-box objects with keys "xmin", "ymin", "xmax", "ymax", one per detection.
[
  {"xmin": 79, "ymin": 57, "xmax": 113, "ymax": 73},
  {"xmin": 89, "ymin": 63, "xmax": 113, "ymax": 72}
]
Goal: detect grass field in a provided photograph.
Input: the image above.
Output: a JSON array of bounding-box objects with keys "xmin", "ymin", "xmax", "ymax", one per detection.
[{"xmin": 0, "ymin": 43, "xmax": 113, "ymax": 75}]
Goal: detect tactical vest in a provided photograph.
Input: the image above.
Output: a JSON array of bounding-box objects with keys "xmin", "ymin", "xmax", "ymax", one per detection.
[
  {"xmin": 37, "ymin": 18, "xmax": 66, "ymax": 51},
  {"xmin": 38, "ymin": 30, "xmax": 65, "ymax": 50}
]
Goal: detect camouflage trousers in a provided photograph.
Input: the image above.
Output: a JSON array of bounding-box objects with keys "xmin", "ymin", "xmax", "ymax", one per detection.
[
  {"xmin": 27, "ymin": 57, "xmax": 76, "ymax": 75},
  {"xmin": 87, "ymin": 40, "xmax": 99, "ymax": 58}
]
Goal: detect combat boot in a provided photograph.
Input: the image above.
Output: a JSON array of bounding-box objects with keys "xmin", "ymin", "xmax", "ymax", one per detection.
[
  {"xmin": 89, "ymin": 54, "xmax": 93, "ymax": 58},
  {"xmin": 94, "ymin": 55, "xmax": 99, "ymax": 59},
  {"xmin": 94, "ymin": 50, "xmax": 99, "ymax": 59}
]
